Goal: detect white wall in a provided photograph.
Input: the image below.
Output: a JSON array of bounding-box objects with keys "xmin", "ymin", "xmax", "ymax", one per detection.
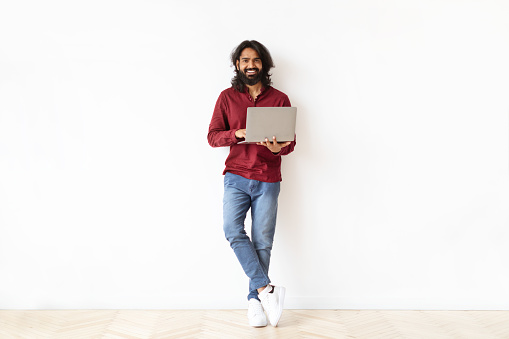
[{"xmin": 1, "ymin": 0, "xmax": 508, "ymax": 310}]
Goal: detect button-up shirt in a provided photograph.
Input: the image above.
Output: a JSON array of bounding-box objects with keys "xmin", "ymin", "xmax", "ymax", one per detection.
[{"xmin": 208, "ymin": 86, "xmax": 296, "ymax": 182}]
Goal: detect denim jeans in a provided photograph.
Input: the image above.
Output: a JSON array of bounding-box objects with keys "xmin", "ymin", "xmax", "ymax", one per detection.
[{"xmin": 223, "ymin": 172, "xmax": 280, "ymax": 301}]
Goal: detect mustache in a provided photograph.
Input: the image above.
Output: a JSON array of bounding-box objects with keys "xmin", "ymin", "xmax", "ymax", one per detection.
[{"xmin": 237, "ymin": 67, "xmax": 263, "ymax": 86}]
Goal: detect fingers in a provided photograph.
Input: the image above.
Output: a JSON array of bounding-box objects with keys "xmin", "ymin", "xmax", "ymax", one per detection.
[
  {"xmin": 271, "ymin": 137, "xmax": 291, "ymax": 148},
  {"xmin": 268, "ymin": 137, "xmax": 276, "ymax": 150},
  {"xmin": 256, "ymin": 138, "xmax": 269, "ymax": 147},
  {"xmin": 235, "ymin": 129, "xmax": 246, "ymax": 139},
  {"xmin": 257, "ymin": 137, "xmax": 290, "ymax": 152},
  {"xmin": 262, "ymin": 137, "xmax": 272, "ymax": 146}
]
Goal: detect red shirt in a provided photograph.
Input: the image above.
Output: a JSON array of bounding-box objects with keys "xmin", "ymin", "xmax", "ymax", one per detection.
[{"xmin": 208, "ymin": 86, "xmax": 296, "ymax": 182}]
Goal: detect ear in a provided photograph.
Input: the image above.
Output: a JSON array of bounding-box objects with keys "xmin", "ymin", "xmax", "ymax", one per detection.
[{"xmin": 236, "ymin": 60, "xmax": 239, "ymax": 70}]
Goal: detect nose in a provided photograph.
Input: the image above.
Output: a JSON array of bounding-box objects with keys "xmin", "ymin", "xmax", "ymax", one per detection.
[{"xmin": 248, "ymin": 60, "xmax": 256, "ymax": 69}]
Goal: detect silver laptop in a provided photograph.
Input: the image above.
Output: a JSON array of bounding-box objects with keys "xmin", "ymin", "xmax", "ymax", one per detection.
[{"xmin": 239, "ymin": 107, "xmax": 297, "ymax": 144}]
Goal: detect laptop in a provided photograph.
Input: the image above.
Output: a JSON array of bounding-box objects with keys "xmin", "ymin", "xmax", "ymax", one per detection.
[{"xmin": 238, "ymin": 107, "xmax": 297, "ymax": 144}]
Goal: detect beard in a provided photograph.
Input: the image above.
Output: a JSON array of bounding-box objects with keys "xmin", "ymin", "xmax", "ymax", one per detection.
[{"xmin": 237, "ymin": 68, "xmax": 263, "ymax": 86}]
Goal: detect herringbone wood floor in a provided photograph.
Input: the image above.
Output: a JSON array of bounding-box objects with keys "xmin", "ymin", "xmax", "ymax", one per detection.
[{"xmin": 1, "ymin": 310, "xmax": 508, "ymax": 338}]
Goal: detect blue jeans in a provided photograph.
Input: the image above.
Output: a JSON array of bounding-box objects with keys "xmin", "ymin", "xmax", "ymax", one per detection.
[{"xmin": 223, "ymin": 172, "xmax": 280, "ymax": 301}]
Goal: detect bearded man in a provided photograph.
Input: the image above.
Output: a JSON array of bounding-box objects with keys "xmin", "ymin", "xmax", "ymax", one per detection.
[{"xmin": 207, "ymin": 40, "xmax": 296, "ymax": 327}]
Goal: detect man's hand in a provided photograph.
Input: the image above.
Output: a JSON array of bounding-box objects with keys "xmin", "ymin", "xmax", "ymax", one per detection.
[
  {"xmin": 257, "ymin": 136, "xmax": 291, "ymax": 154},
  {"xmin": 235, "ymin": 129, "xmax": 246, "ymax": 139}
]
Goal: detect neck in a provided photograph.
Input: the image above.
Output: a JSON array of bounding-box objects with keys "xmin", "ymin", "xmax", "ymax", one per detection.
[{"xmin": 246, "ymin": 82, "xmax": 263, "ymax": 97}]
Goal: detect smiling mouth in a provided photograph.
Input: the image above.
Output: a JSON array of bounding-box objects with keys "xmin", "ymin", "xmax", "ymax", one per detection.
[{"xmin": 245, "ymin": 69, "xmax": 258, "ymax": 76}]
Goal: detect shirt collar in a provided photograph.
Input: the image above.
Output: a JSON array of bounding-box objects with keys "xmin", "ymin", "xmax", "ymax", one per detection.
[{"xmin": 243, "ymin": 85, "xmax": 269, "ymax": 96}]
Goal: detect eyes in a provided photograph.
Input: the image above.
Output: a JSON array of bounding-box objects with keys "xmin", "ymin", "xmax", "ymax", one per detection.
[{"xmin": 242, "ymin": 59, "xmax": 261, "ymax": 64}]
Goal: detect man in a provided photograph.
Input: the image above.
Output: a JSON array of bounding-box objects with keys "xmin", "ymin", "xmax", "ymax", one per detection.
[{"xmin": 207, "ymin": 40, "xmax": 296, "ymax": 327}]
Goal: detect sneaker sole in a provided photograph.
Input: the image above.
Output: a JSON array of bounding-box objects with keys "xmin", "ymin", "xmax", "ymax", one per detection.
[{"xmin": 250, "ymin": 322, "xmax": 267, "ymax": 328}]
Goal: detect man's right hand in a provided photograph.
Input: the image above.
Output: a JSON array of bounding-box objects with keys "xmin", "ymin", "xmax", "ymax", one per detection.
[{"xmin": 235, "ymin": 129, "xmax": 246, "ymax": 139}]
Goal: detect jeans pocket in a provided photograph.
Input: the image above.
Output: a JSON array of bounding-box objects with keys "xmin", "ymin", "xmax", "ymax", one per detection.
[{"xmin": 224, "ymin": 172, "xmax": 233, "ymax": 186}]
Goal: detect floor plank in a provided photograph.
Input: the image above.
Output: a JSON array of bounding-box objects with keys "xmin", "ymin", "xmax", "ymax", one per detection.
[{"xmin": 1, "ymin": 310, "xmax": 508, "ymax": 338}]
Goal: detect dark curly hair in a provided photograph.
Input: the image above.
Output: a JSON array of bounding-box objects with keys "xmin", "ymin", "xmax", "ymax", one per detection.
[{"xmin": 230, "ymin": 40, "xmax": 274, "ymax": 92}]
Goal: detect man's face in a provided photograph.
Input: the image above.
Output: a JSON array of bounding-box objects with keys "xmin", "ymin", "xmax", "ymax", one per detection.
[{"xmin": 236, "ymin": 47, "xmax": 263, "ymax": 86}]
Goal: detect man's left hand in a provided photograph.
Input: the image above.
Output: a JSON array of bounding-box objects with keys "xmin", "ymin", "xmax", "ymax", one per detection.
[{"xmin": 257, "ymin": 136, "xmax": 291, "ymax": 154}]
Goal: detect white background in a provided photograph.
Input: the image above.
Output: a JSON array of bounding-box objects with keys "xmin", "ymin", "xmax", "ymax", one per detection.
[{"xmin": 1, "ymin": 0, "xmax": 508, "ymax": 309}]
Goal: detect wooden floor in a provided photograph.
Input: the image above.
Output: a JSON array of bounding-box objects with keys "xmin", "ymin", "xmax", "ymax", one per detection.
[{"xmin": 1, "ymin": 310, "xmax": 509, "ymax": 338}]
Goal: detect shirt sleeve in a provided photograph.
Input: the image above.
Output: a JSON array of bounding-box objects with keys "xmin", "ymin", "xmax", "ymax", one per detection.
[
  {"xmin": 207, "ymin": 92, "xmax": 241, "ymax": 147},
  {"xmin": 273, "ymin": 94, "xmax": 296, "ymax": 156}
]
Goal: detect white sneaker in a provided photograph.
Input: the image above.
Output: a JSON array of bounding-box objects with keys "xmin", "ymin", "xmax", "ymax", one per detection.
[
  {"xmin": 248, "ymin": 298, "xmax": 267, "ymax": 327},
  {"xmin": 259, "ymin": 285, "xmax": 285, "ymax": 327}
]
